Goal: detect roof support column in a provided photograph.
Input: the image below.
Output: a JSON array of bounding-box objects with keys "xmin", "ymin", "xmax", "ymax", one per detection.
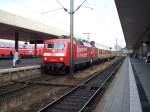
[
  {"xmin": 139, "ymin": 46, "xmax": 143, "ymax": 58},
  {"xmin": 15, "ymin": 31, "xmax": 19, "ymax": 52},
  {"xmin": 34, "ymin": 43, "xmax": 37, "ymax": 57},
  {"xmin": 142, "ymin": 42, "xmax": 150, "ymax": 56},
  {"xmin": 136, "ymin": 44, "xmax": 144, "ymax": 58}
]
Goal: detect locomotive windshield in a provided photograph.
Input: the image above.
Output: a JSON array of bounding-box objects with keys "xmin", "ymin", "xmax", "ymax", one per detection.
[{"xmin": 47, "ymin": 42, "xmax": 65, "ymax": 50}]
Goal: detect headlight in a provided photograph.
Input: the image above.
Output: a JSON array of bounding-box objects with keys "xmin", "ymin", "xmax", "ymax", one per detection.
[
  {"xmin": 60, "ymin": 57, "xmax": 63, "ymax": 60},
  {"xmin": 44, "ymin": 57, "xmax": 47, "ymax": 60}
]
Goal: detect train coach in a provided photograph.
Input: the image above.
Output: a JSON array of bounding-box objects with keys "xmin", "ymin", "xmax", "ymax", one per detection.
[
  {"xmin": 0, "ymin": 41, "xmax": 43, "ymax": 58},
  {"xmin": 41, "ymin": 36, "xmax": 116, "ymax": 74}
]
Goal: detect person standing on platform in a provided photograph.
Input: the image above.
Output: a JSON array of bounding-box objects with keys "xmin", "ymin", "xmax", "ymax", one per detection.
[{"xmin": 13, "ymin": 50, "xmax": 19, "ymax": 67}]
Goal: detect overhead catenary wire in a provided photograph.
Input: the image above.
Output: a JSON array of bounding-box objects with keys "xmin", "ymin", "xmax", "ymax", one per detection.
[
  {"xmin": 41, "ymin": 0, "xmax": 90, "ymax": 16},
  {"xmin": 85, "ymin": 1, "xmax": 117, "ymax": 37},
  {"xmin": 74, "ymin": 0, "xmax": 87, "ymax": 13},
  {"xmin": 74, "ymin": 0, "xmax": 118, "ymax": 49},
  {"xmin": 55, "ymin": 0, "xmax": 69, "ymax": 13},
  {"xmin": 12, "ymin": 0, "xmax": 118, "ymax": 48},
  {"xmin": 41, "ymin": 0, "xmax": 69, "ymax": 14},
  {"xmin": 81, "ymin": 6, "xmax": 94, "ymax": 10},
  {"xmin": 55, "ymin": 0, "xmax": 88, "ymax": 14},
  {"xmin": 55, "ymin": 0, "xmax": 66, "ymax": 9},
  {"xmin": 41, "ymin": 8, "xmax": 64, "ymax": 15}
]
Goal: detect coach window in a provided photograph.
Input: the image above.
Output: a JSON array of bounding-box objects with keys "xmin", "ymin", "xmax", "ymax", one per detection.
[{"xmin": 47, "ymin": 42, "xmax": 65, "ymax": 50}]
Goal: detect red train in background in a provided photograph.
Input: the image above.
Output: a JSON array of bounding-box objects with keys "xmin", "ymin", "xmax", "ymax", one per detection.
[
  {"xmin": 41, "ymin": 36, "xmax": 116, "ymax": 74},
  {"xmin": 0, "ymin": 41, "xmax": 43, "ymax": 58}
]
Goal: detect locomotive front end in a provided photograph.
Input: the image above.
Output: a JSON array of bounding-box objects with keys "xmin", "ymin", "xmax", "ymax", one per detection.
[{"xmin": 41, "ymin": 39, "xmax": 69, "ymax": 73}]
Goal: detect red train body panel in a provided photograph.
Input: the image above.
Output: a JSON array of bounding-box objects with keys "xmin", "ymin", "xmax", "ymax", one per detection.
[
  {"xmin": 42, "ymin": 39, "xmax": 69, "ymax": 65},
  {"xmin": 0, "ymin": 48, "xmax": 14, "ymax": 56},
  {"xmin": 41, "ymin": 38, "xmax": 112, "ymax": 73},
  {"xmin": 0, "ymin": 42, "xmax": 43, "ymax": 58}
]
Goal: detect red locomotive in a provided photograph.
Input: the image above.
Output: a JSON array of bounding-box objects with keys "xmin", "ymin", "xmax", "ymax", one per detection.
[{"xmin": 41, "ymin": 36, "xmax": 115, "ymax": 74}]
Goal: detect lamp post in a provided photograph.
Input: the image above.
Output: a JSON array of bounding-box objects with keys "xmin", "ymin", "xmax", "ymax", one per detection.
[
  {"xmin": 69, "ymin": 0, "xmax": 74, "ymax": 75},
  {"xmin": 109, "ymin": 47, "xmax": 112, "ymax": 57},
  {"xmin": 42, "ymin": 0, "xmax": 89, "ymax": 75},
  {"xmin": 116, "ymin": 39, "xmax": 117, "ymax": 56},
  {"xmin": 69, "ymin": 0, "xmax": 90, "ymax": 75}
]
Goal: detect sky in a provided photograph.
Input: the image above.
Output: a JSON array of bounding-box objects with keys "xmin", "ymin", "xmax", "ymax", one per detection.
[{"xmin": 0, "ymin": 0, "xmax": 126, "ymax": 50}]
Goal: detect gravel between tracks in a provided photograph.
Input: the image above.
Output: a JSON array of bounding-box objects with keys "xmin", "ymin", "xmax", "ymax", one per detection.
[{"xmin": 0, "ymin": 59, "xmax": 117, "ymax": 112}]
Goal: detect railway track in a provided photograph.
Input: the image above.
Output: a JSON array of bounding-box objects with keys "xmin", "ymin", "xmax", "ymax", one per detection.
[
  {"xmin": 37, "ymin": 58, "xmax": 123, "ymax": 112},
  {"xmin": 0, "ymin": 82, "xmax": 33, "ymax": 106},
  {"xmin": 0, "ymin": 76, "xmax": 45, "ymax": 97},
  {"xmin": 0, "ymin": 74, "xmax": 66, "ymax": 96},
  {"xmin": 0, "ymin": 83, "xmax": 31, "ymax": 97},
  {"xmin": 0, "ymin": 75, "xmax": 66, "ymax": 106}
]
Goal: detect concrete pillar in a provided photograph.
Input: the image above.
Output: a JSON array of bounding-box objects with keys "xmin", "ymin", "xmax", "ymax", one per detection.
[
  {"xmin": 15, "ymin": 31, "xmax": 19, "ymax": 52},
  {"xmin": 143, "ymin": 45, "xmax": 147, "ymax": 56},
  {"xmin": 139, "ymin": 46, "xmax": 143, "ymax": 58},
  {"xmin": 142, "ymin": 42, "xmax": 150, "ymax": 55},
  {"xmin": 137, "ymin": 44, "xmax": 144, "ymax": 58},
  {"xmin": 35, "ymin": 43, "xmax": 37, "ymax": 56}
]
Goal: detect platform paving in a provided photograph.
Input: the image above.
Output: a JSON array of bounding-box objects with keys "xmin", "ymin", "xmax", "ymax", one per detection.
[
  {"xmin": 94, "ymin": 57, "xmax": 142, "ymax": 112},
  {"xmin": 131, "ymin": 58, "xmax": 150, "ymax": 111},
  {"xmin": 0, "ymin": 65, "xmax": 40, "ymax": 75}
]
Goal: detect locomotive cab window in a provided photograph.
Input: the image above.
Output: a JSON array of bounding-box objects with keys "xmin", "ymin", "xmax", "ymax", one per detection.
[{"xmin": 47, "ymin": 42, "xmax": 65, "ymax": 50}]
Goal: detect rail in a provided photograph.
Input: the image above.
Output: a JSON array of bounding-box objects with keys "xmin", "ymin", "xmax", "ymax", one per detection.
[{"xmin": 37, "ymin": 58, "xmax": 123, "ymax": 112}]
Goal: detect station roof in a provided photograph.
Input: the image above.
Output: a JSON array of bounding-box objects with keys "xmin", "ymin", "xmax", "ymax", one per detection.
[
  {"xmin": 115, "ymin": 0, "xmax": 150, "ymax": 49},
  {"xmin": 0, "ymin": 9, "xmax": 68, "ymax": 41}
]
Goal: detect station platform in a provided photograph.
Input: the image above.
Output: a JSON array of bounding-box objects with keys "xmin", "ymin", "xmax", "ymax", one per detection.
[
  {"xmin": 0, "ymin": 57, "xmax": 41, "ymax": 69},
  {"xmin": 0, "ymin": 65, "xmax": 40, "ymax": 75},
  {"xmin": 131, "ymin": 58, "xmax": 150, "ymax": 111},
  {"xmin": 94, "ymin": 57, "xmax": 142, "ymax": 112}
]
